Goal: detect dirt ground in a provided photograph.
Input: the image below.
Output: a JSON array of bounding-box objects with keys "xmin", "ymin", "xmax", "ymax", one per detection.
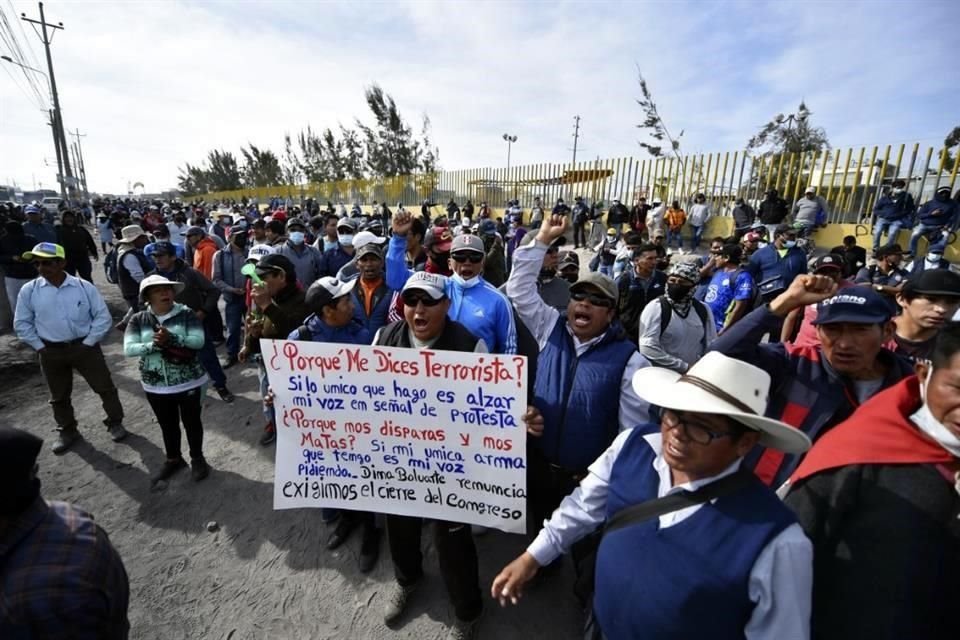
[{"xmin": 0, "ymin": 265, "xmax": 584, "ymax": 640}]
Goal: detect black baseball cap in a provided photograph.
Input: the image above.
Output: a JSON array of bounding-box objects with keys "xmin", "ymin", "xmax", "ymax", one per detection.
[
  {"xmin": 902, "ymin": 269, "xmax": 960, "ymax": 298},
  {"xmin": 255, "ymin": 253, "xmax": 296, "ymax": 279},
  {"xmin": 151, "ymin": 241, "xmax": 177, "ymax": 257},
  {"xmin": 812, "ymin": 254, "xmax": 843, "ymax": 273},
  {"xmin": 812, "ymin": 286, "xmax": 891, "ymax": 325}
]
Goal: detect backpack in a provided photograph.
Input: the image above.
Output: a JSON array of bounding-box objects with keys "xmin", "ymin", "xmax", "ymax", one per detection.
[
  {"xmin": 104, "ymin": 247, "xmax": 119, "ymax": 284},
  {"xmin": 659, "ymin": 297, "xmax": 710, "ymax": 350}
]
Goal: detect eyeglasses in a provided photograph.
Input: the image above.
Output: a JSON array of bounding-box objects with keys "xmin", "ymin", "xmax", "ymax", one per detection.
[
  {"xmin": 570, "ymin": 291, "xmax": 614, "ymax": 308},
  {"xmin": 401, "ymin": 291, "xmax": 444, "ymax": 307},
  {"xmin": 452, "ymin": 253, "xmax": 483, "ymax": 264},
  {"xmin": 661, "ymin": 409, "xmax": 737, "ymax": 445}
]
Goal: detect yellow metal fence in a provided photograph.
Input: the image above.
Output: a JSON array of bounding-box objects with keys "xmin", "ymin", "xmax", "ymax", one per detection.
[{"xmin": 196, "ymin": 143, "xmax": 960, "ymax": 223}]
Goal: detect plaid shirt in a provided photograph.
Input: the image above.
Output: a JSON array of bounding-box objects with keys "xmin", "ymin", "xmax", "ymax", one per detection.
[{"xmin": 0, "ymin": 498, "xmax": 129, "ymax": 639}]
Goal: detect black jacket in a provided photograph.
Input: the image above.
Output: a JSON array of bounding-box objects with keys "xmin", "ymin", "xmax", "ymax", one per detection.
[
  {"xmin": 376, "ymin": 317, "xmax": 479, "ymax": 353},
  {"xmin": 0, "ymin": 232, "xmax": 38, "ymax": 279},
  {"xmin": 615, "ymin": 269, "xmax": 668, "ymax": 342},
  {"xmin": 56, "ymin": 224, "xmax": 98, "ymax": 269},
  {"xmin": 150, "ymin": 259, "xmax": 220, "ymax": 317},
  {"xmin": 758, "ymin": 196, "xmax": 789, "ymax": 224},
  {"xmin": 732, "ymin": 203, "xmax": 756, "ymax": 229}
]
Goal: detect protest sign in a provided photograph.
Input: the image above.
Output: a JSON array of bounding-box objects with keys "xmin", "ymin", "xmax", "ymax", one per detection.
[{"xmin": 263, "ymin": 339, "xmax": 528, "ymax": 534}]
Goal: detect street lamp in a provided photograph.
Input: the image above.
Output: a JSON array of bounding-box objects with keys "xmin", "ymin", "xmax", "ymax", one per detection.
[{"xmin": 502, "ymin": 133, "xmax": 518, "ymax": 170}]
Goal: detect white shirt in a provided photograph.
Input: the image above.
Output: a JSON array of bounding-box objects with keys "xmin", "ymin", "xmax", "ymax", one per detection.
[
  {"xmin": 505, "ymin": 240, "xmax": 651, "ymax": 432},
  {"xmin": 529, "ymin": 429, "xmax": 813, "ymax": 640},
  {"xmin": 637, "ymin": 297, "xmax": 716, "ymax": 373}
]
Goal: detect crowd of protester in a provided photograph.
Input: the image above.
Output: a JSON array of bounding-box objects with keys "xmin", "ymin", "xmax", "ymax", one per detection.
[{"xmin": 1, "ymin": 185, "xmax": 959, "ymax": 639}]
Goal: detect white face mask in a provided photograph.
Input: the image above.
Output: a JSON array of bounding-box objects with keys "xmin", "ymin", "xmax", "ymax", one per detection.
[
  {"xmin": 927, "ymin": 253, "xmax": 942, "ymax": 263},
  {"xmin": 338, "ymin": 233, "xmax": 354, "ymax": 247},
  {"xmin": 892, "ymin": 188, "xmax": 904, "ymax": 195},
  {"xmin": 913, "ymin": 366, "xmax": 960, "ymax": 457},
  {"xmin": 323, "ymin": 239, "xmax": 339, "ymax": 252},
  {"xmin": 450, "ymin": 272, "xmax": 480, "ymax": 288}
]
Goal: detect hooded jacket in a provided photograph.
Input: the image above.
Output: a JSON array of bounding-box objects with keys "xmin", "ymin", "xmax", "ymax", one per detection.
[
  {"xmin": 192, "ymin": 236, "xmax": 219, "ymax": 280},
  {"xmin": 916, "ymin": 194, "xmax": 959, "ymax": 228},
  {"xmin": 784, "ymin": 377, "xmax": 959, "ymax": 640}
]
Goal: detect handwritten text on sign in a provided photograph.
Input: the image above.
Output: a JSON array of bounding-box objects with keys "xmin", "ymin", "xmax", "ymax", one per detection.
[{"xmin": 264, "ymin": 340, "xmax": 528, "ymax": 534}]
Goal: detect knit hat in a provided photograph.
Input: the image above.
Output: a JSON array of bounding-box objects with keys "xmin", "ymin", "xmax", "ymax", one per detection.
[{"xmin": 668, "ymin": 261, "xmax": 700, "ymax": 283}]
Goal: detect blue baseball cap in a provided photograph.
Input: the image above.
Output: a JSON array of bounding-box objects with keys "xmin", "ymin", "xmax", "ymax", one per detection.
[{"xmin": 811, "ymin": 286, "xmax": 891, "ymax": 325}]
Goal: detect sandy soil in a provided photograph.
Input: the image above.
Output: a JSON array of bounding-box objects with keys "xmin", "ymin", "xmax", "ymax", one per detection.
[{"xmin": 0, "ymin": 265, "xmax": 583, "ymax": 640}]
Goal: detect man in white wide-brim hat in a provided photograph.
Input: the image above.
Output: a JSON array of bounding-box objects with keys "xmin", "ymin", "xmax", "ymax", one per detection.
[{"xmin": 492, "ymin": 351, "xmax": 813, "ymax": 639}]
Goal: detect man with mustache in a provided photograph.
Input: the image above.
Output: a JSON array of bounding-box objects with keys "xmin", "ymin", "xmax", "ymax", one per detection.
[{"xmin": 711, "ymin": 275, "xmax": 914, "ymax": 488}]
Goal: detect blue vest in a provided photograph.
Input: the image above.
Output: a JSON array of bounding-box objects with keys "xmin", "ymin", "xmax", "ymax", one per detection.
[
  {"xmin": 352, "ymin": 281, "xmax": 394, "ymax": 334},
  {"xmin": 533, "ymin": 316, "xmax": 636, "ymax": 470},
  {"xmin": 594, "ymin": 427, "xmax": 797, "ymax": 640}
]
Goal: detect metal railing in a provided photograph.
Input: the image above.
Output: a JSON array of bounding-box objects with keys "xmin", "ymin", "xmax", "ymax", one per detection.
[{"xmin": 193, "ymin": 142, "xmax": 960, "ymax": 223}]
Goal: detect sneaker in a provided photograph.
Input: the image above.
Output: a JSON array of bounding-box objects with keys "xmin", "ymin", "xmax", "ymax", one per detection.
[
  {"xmin": 222, "ymin": 356, "xmax": 239, "ymax": 369},
  {"xmin": 446, "ymin": 616, "xmax": 480, "ymax": 640},
  {"xmin": 259, "ymin": 423, "xmax": 276, "ymax": 446},
  {"xmin": 51, "ymin": 429, "xmax": 80, "ymax": 455},
  {"xmin": 215, "ymin": 386, "xmax": 235, "ymax": 403},
  {"xmin": 191, "ymin": 456, "xmax": 210, "ymax": 481},
  {"xmin": 151, "ymin": 458, "xmax": 187, "ymax": 487},
  {"xmin": 107, "ymin": 423, "xmax": 129, "ymax": 442},
  {"xmin": 358, "ymin": 524, "xmax": 381, "ymax": 573},
  {"xmin": 383, "ymin": 581, "xmax": 419, "ymax": 624}
]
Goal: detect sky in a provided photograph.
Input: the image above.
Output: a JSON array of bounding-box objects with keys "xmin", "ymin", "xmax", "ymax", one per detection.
[{"xmin": 1, "ymin": 0, "xmax": 958, "ymax": 196}]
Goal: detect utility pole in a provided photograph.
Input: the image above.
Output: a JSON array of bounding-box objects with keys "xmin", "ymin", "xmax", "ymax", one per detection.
[
  {"xmin": 71, "ymin": 128, "xmax": 89, "ymax": 200},
  {"xmin": 571, "ymin": 115, "xmax": 581, "ymax": 166},
  {"xmin": 47, "ymin": 109, "xmax": 65, "ymax": 199},
  {"xmin": 22, "ymin": 2, "xmax": 75, "ymax": 202}
]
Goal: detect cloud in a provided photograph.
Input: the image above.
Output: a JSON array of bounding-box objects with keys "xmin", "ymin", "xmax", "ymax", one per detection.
[{"xmin": 1, "ymin": 0, "xmax": 957, "ymax": 196}]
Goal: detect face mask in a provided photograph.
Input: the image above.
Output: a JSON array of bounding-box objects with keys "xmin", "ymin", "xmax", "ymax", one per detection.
[
  {"xmin": 667, "ymin": 283, "xmax": 693, "ymax": 301},
  {"xmin": 289, "ymin": 231, "xmax": 305, "ymax": 245},
  {"xmin": 323, "ymin": 239, "xmax": 339, "ymax": 252},
  {"xmin": 913, "ymin": 366, "xmax": 960, "ymax": 457},
  {"xmin": 892, "ymin": 188, "xmax": 904, "ymax": 195},
  {"xmin": 451, "ymin": 272, "xmax": 480, "ymax": 288},
  {"xmin": 783, "ymin": 240, "xmax": 797, "ymax": 249},
  {"xmin": 927, "ymin": 253, "xmax": 942, "ymax": 263},
  {"xmin": 338, "ymin": 233, "xmax": 354, "ymax": 246}
]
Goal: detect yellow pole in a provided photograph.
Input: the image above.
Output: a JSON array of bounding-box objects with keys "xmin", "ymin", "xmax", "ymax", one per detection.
[
  {"xmin": 851, "ymin": 147, "xmax": 866, "ymax": 218},
  {"xmin": 934, "ymin": 146, "xmax": 949, "ymax": 191},
  {"xmin": 773, "ymin": 152, "xmax": 786, "ymax": 193},
  {"xmin": 718, "ymin": 152, "xmax": 730, "ymax": 208},
  {"xmin": 949, "ymin": 149, "xmax": 960, "ymax": 192}
]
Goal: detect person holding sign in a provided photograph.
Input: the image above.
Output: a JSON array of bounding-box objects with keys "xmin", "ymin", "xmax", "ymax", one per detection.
[
  {"xmin": 239, "ymin": 254, "xmax": 310, "ymax": 446},
  {"xmin": 289, "ymin": 275, "xmax": 382, "ymax": 573},
  {"xmin": 386, "ymin": 210, "xmax": 518, "ymax": 355},
  {"xmin": 372, "ymin": 271, "xmax": 492, "ymax": 639},
  {"xmin": 492, "ymin": 352, "xmax": 813, "ymax": 640},
  {"xmin": 505, "ymin": 214, "xmax": 651, "ymax": 560}
]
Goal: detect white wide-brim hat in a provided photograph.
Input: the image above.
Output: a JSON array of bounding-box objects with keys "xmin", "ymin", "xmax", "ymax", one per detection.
[
  {"xmin": 139, "ymin": 274, "xmax": 185, "ymax": 299},
  {"xmin": 632, "ymin": 352, "xmax": 811, "ymax": 454}
]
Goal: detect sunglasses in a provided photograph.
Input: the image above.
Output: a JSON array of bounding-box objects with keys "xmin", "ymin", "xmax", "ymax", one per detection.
[
  {"xmin": 401, "ymin": 291, "xmax": 444, "ymax": 307},
  {"xmin": 32, "ymin": 259, "xmax": 58, "ymax": 267},
  {"xmin": 571, "ymin": 291, "xmax": 614, "ymax": 308},
  {"xmin": 451, "ymin": 253, "xmax": 483, "ymax": 264}
]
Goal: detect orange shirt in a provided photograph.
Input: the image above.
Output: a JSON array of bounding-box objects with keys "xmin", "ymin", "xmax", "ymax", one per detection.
[
  {"xmin": 664, "ymin": 207, "xmax": 687, "ymax": 231},
  {"xmin": 359, "ymin": 277, "xmax": 382, "ymax": 317},
  {"xmin": 193, "ymin": 237, "xmax": 218, "ymax": 280}
]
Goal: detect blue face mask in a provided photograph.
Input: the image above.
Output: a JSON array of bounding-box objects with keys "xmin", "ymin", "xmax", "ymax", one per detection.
[
  {"xmin": 339, "ymin": 233, "xmax": 354, "ymax": 247},
  {"xmin": 289, "ymin": 231, "xmax": 305, "ymax": 245},
  {"xmin": 783, "ymin": 240, "xmax": 797, "ymax": 249},
  {"xmin": 323, "ymin": 239, "xmax": 339, "ymax": 252}
]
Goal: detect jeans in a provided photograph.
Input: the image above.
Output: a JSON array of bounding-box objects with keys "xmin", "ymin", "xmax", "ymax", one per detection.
[
  {"xmin": 145, "ymin": 387, "xmax": 204, "ymax": 460},
  {"xmin": 224, "ymin": 297, "xmax": 246, "ymax": 358},
  {"xmin": 5, "ymin": 276, "xmax": 30, "ymax": 321},
  {"xmin": 386, "ymin": 514, "xmax": 482, "ymax": 622},
  {"xmin": 197, "ymin": 326, "xmax": 227, "ymax": 388},
  {"xmin": 872, "ymin": 219, "xmax": 905, "ymax": 252},
  {"xmin": 39, "ymin": 343, "xmax": 124, "ymax": 432},
  {"xmin": 667, "ymin": 228, "xmax": 683, "ymax": 249},
  {"xmin": 909, "ymin": 224, "xmax": 945, "ymax": 256},
  {"xmin": 257, "ymin": 359, "xmax": 275, "ymax": 425},
  {"xmin": 689, "ymin": 225, "xmax": 703, "ymax": 251},
  {"xmin": 598, "ymin": 264, "xmax": 614, "ymax": 278},
  {"xmin": 573, "ymin": 220, "xmax": 587, "ymax": 248}
]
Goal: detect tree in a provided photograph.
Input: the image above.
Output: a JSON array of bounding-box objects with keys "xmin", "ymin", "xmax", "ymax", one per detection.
[
  {"xmin": 635, "ymin": 69, "xmax": 690, "ymax": 195},
  {"xmin": 177, "ymin": 162, "xmax": 208, "ymax": 197},
  {"xmin": 746, "ymin": 102, "xmax": 830, "ymax": 156},
  {"xmin": 339, "ymin": 125, "xmax": 366, "ymax": 180},
  {"xmin": 240, "ymin": 144, "xmax": 282, "ymax": 188},
  {"xmin": 357, "ymin": 84, "xmax": 422, "ymax": 177},
  {"xmin": 281, "ymin": 133, "xmax": 301, "ymax": 187},
  {"xmin": 943, "ymin": 126, "xmax": 960, "ymax": 170},
  {"xmin": 205, "ymin": 149, "xmax": 242, "ymax": 192}
]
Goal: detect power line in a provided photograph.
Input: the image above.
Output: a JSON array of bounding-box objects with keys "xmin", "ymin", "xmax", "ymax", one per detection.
[{"xmin": 0, "ymin": 4, "xmax": 45, "ymax": 106}]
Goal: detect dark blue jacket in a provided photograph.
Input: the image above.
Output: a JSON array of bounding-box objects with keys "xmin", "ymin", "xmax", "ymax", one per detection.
[
  {"xmin": 352, "ymin": 280, "xmax": 395, "ymax": 334},
  {"xmin": 595, "ymin": 425, "xmax": 796, "ymax": 640},
  {"xmin": 709, "ymin": 305, "xmax": 913, "ymax": 488},
  {"xmin": 319, "ymin": 246, "xmax": 354, "ymax": 278},
  {"xmin": 746, "ymin": 244, "xmax": 807, "ymax": 289},
  {"xmin": 533, "ymin": 316, "xmax": 636, "ymax": 471},
  {"xmin": 873, "ymin": 192, "xmax": 915, "ymax": 222},
  {"xmin": 289, "ymin": 314, "xmax": 372, "ymax": 345},
  {"xmin": 916, "ymin": 196, "xmax": 959, "ymax": 228}
]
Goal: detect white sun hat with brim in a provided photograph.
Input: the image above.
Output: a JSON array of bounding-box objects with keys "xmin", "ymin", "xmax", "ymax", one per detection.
[
  {"xmin": 631, "ymin": 351, "xmax": 811, "ymax": 454},
  {"xmin": 139, "ymin": 274, "xmax": 185, "ymax": 300}
]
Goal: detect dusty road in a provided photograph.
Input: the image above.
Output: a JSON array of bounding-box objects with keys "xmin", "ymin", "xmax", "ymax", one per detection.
[{"xmin": 0, "ymin": 264, "xmax": 583, "ymax": 640}]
